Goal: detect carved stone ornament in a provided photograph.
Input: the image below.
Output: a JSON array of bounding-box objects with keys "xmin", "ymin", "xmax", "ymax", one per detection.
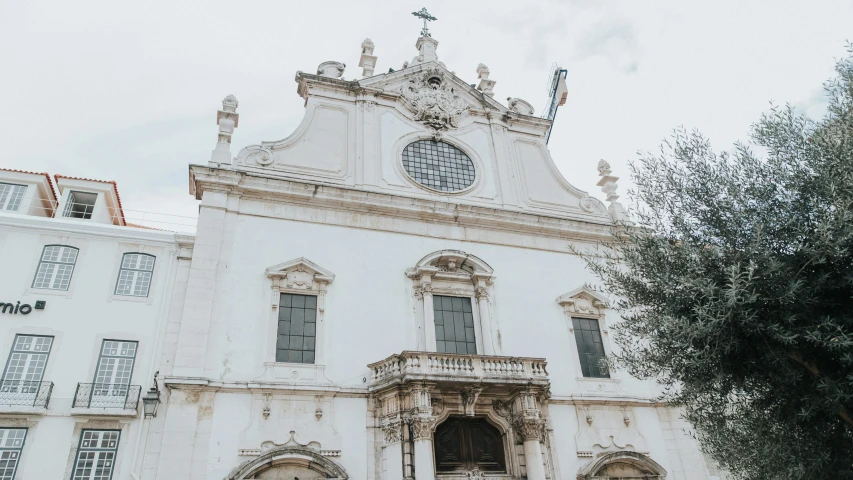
[
  {"xmin": 466, "ymin": 468, "xmax": 486, "ymax": 480},
  {"xmin": 514, "ymin": 417, "xmax": 545, "ymax": 442},
  {"xmin": 411, "ymin": 417, "xmax": 436, "ymax": 440},
  {"xmin": 401, "ymin": 67, "xmax": 470, "ymax": 130},
  {"xmin": 382, "ymin": 421, "xmax": 403, "ymax": 444},
  {"xmin": 460, "ymin": 386, "xmax": 482, "ymax": 417}
]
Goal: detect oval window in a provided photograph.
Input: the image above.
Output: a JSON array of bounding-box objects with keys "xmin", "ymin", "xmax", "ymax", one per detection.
[{"xmin": 402, "ymin": 140, "xmax": 475, "ymax": 192}]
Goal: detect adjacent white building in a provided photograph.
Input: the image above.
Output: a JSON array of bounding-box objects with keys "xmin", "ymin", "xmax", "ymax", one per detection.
[
  {"xmin": 144, "ymin": 20, "xmax": 719, "ymax": 480},
  {"xmin": 0, "ymin": 169, "xmax": 191, "ymax": 478}
]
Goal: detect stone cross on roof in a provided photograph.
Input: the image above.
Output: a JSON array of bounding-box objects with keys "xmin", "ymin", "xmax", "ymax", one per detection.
[{"xmin": 412, "ymin": 7, "xmax": 437, "ymax": 37}]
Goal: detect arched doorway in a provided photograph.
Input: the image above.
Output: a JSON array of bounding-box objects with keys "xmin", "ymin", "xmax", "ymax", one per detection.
[
  {"xmin": 224, "ymin": 446, "xmax": 348, "ymax": 480},
  {"xmin": 433, "ymin": 416, "xmax": 507, "ymax": 474}
]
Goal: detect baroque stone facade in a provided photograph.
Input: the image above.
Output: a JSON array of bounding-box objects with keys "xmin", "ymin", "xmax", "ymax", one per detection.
[{"xmin": 0, "ymin": 17, "xmax": 723, "ymax": 480}]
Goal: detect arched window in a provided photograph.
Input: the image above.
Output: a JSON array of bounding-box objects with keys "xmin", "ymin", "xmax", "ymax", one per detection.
[
  {"xmin": 434, "ymin": 417, "xmax": 506, "ymax": 473},
  {"xmin": 407, "ymin": 250, "xmax": 499, "ymax": 355},
  {"xmin": 115, "ymin": 253, "xmax": 156, "ymax": 297}
]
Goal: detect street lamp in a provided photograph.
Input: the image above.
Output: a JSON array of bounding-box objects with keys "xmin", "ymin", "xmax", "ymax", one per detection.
[{"xmin": 141, "ymin": 371, "xmax": 160, "ymax": 418}]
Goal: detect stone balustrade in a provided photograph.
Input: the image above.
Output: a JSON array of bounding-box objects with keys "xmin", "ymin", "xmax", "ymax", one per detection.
[{"xmin": 368, "ymin": 351, "xmax": 548, "ymax": 389}]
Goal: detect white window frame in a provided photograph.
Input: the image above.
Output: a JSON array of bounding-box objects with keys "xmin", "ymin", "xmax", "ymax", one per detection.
[
  {"xmin": 407, "ymin": 250, "xmax": 498, "ymax": 355},
  {"xmin": 32, "ymin": 245, "xmax": 79, "ymax": 291},
  {"xmin": 91, "ymin": 340, "xmax": 138, "ymax": 406},
  {"xmin": 1, "ymin": 335, "xmax": 53, "ymax": 399},
  {"xmin": 263, "ymin": 258, "xmax": 335, "ymax": 384},
  {"xmin": 114, "ymin": 253, "xmax": 155, "ymax": 297},
  {"xmin": 63, "ymin": 191, "xmax": 97, "ymax": 219},
  {"xmin": 72, "ymin": 429, "xmax": 120, "ymax": 480},
  {"xmin": 557, "ymin": 287, "xmax": 622, "ymax": 390},
  {"xmin": 0, "ymin": 428, "xmax": 27, "ymax": 480},
  {"xmin": 0, "ymin": 184, "xmax": 26, "ymax": 212}
]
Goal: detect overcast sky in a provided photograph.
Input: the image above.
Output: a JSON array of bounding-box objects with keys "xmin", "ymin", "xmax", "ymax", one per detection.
[{"xmin": 1, "ymin": 0, "xmax": 850, "ymax": 232}]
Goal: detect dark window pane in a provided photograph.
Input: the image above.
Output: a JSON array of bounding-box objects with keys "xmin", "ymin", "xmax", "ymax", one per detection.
[
  {"xmin": 276, "ymin": 293, "xmax": 318, "ymax": 365},
  {"xmin": 280, "ymin": 294, "xmax": 292, "ymax": 307},
  {"xmin": 292, "ymin": 308, "xmax": 305, "ymax": 323},
  {"xmin": 292, "ymin": 295, "xmax": 305, "ymax": 308},
  {"xmin": 444, "ymin": 322, "xmax": 456, "ymax": 341},
  {"xmin": 451, "ymin": 297, "xmax": 463, "ymax": 311},
  {"xmin": 288, "ymin": 350, "xmax": 303, "ymax": 363},
  {"xmin": 276, "ymin": 335, "xmax": 289, "ymax": 349},
  {"xmin": 436, "ymin": 341, "xmax": 446, "ymax": 352},
  {"xmin": 305, "ymin": 309, "xmax": 316, "ymax": 323},
  {"xmin": 572, "ymin": 317, "xmax": 609, "ymax": 378},
  {"xmin": 305, "ymin": 296, "xmax": 317, "ymax": 309},
  {"xmin": 434, "ymin": 311, "xmax": 444, "ymax": 326},
  {"xmin": 433, "ymin": 296, "xmax": 442, "ymax": 309},
  {"xmin": 463, "ymin": 312, "xmax": 474, "ymax": 327},
  {"xmin": 305, "ymin": 322, "xmax": 316, "ymax": 336},
  {"xmin": 442, "ymin": 297, "xmax": 453, "ymax": 310},
  {"xmin": 435, "ymin": 325, "xmax": 445, "ymax": 340},
  {"xmin": 304, "ymin": 337, "xmax": 315, "ymax": 350},
  {"xmin": 289, "ymin": 336, "xmax": 303, "ymax": 349},
  {"xmin": 290, "ymin": 318, "xmax": 305, "ymax": 336},
  {"xmin": 303, "ymin": 351, "xmax": 315, "ymax": 363},
  {"xmin": 278, "ymin": 307, "xmax": 291, "ymax": 321}
]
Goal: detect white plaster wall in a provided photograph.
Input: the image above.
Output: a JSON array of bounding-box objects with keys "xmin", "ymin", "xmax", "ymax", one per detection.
[{"xmin": 0, "ymin": 214, "xmax": 181, "ymax": 479}]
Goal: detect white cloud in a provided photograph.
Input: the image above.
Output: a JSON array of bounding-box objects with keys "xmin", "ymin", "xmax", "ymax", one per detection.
[{"xmin": 1, "ymin": 0, "xmax": 850, "ymax": 231}]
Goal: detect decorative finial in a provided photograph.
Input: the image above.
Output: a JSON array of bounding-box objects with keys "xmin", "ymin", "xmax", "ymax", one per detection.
[
  {"xmin": 596, "ymin": 160, "xmax": 633, "ymax": 225},
  {"xmin": 359, "ymin": 39, "xmax": 377, "ymax": 78},
  {"xmin": 476, "ymin": 64, "xmax": 496, "ymax": 97},
  {"xmin": 317, "ymin": 61, "xmax": 345, "ymax": 79},
  {"xmin": 210, "ymin": 95, "xmax": 239, "ymax": 166},
  {"xmin": 412, "ymin": 7, "xmax": 437, "ymax": 37}
]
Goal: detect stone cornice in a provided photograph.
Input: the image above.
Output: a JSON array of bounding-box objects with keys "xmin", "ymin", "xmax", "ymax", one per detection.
[
  {"xmin": 0, "ymin": 211, "xmax": 192, "ymax": 245},
  {"xmin": 162, "ymin": 376, "xmax": 369, "ymax": 397},
  {"xmin": 189, "ymin": 165, "xmax": 615, "ymax": 249}
]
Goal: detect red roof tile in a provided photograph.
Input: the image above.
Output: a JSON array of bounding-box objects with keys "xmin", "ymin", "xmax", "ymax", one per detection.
[{"xmin": 0, "ymin": 168, "xmax": 57, "ymax": 202}]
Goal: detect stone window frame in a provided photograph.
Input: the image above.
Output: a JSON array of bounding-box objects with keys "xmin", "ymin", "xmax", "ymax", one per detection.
[
  {"xmin": 556, "ymin": 287, "xmax": 620, "ymax": 384},
  {"xmin": 264, "ymin": 258, "xmax": 335, "ymax": 369},
  {"xmin": 406, "ymin": 250, "xmax": 499, "ymax": 355}
]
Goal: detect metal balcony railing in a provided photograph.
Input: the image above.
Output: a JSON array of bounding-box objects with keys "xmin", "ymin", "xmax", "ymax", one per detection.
[
  {"xmin": 73, "ymin": 383, "xmax": 141, "ymax": 410},
  {"xmin": 0, "ymin": 380, "xmax": 54, "ymax": 408}
]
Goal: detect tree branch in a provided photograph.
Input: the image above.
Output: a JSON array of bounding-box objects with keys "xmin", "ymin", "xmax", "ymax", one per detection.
[{"xmin": 787, "ymin": 350, "xmax": 853, "ymax": 429}]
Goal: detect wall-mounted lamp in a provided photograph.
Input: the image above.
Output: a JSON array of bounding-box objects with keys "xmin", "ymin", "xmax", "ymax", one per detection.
[{"xmin": 141, "ymin": 371, "xmax": 161, "ymax": 418}]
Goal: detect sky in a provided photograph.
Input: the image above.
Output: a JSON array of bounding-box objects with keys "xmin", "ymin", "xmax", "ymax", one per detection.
[{"xmin": 1, "ymin": 0, "xmax": 851, "ymax": 232}]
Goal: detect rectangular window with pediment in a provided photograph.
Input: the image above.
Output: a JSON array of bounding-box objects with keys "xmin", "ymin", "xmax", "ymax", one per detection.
[{"xmin": 276, "ymin": 293, "xmax": 317, "ymax": 364}]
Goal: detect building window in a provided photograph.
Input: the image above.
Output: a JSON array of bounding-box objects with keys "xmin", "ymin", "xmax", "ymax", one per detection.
[
  {"xmin": 0, "ymin": 184, "xmax": 26, "ymax": 212},
  {"xmin": 402, "ymin": 140, "xmax": 475, "ymax": 192},
  {"xmin": 92, "ymin": 340, "xmax": 137, "ymax": 405},
  {"xmin": 276, "ymin": 293, "xmax": 317, "ymax": 364},
  {"xmin": 72, "ymin": 430, "xmax": 120, "ymax": 480},
  {"xmin": 434, "ymin": 417, "xmax": 506, "ymax": 473},
  {"xmin": 1, "ymin": 335, "xmax": 53, "ymax": 398},
  {"xmin": 572, "ymin": 318, "xmax": 609, "ymax": 378},
  {"xmin": 114, "ymin": 253, "xmax": 155, "ymax": 297},
  {"xmin": 32, "ymin": 245, "xmax": 78, "ymax": 291},
  {"xmin": 63, "ymin": 191, "xmax": 97, "ymax": 219},
  {"xmin": 434, "ymin": 295, "xmax": 476, "ymax": 354},
  {"xmin": 0, "ymin": 428, "xmax": 26, "ymax": 480}
]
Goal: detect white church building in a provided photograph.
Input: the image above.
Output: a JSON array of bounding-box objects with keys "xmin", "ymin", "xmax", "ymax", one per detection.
[
  {"xmin": 0, "ymin": 11, "xmax": 721, "ymax": 480},
  {"xmin": 144, "ymin": 13, "xmax": 718, "ymax": 480}
]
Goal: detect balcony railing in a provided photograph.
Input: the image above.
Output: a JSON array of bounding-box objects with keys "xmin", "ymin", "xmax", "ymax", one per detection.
[
  {"xmin": 368, "ymin": 351, "xmax": 548, "ymax": 388},
  {"xmin": 73, "ymin": 383, "xmax": 141, "ymax": 410},
  {"xmin": 0, "ymin": 380, "xmax": 54, "ymax": 408}
]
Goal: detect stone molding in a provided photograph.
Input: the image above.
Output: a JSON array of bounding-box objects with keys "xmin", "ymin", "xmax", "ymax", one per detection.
[
  {"xmin": 224, "ymin": 445, "xmax": 349, "ymax": 480},
  {"xmin": 513, "ymin": 417, "xmax": 546, "ymax": 442},
  {"xmin": 189, "ymin": 167, "xmax": 615, "ymax": 249},
  {"xmin": 576, "ymin": 451, "xmax": 667, "ymax": 480},
  {"xmin": 400, "ymin": 66, "xmax": 470, "ymax": 130},
  {"xmin": 410, "ymin": 417, "xmax": 436, "ymax": 440},
  {"xmin": 382, "ymin": 420, "xmax": 403, "ymax": 445}
]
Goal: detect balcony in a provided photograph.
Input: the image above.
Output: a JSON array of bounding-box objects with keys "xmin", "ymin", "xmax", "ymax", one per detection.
[
  {"xmin": 0, "ymin": 380, "xmax": 54, "ymax": 413},
  {"xmin": 71, "ymin": 383, "xmax": 141, "ymax": 416},
  {"xmin": 368, "ymin": 351, "xmax": 549, "ymax": 390}
]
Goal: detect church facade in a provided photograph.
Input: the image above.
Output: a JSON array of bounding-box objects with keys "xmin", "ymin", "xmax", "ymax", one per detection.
[{"xmin": 143, "ymin": 20, "xmax": 719, "ymax": 480}]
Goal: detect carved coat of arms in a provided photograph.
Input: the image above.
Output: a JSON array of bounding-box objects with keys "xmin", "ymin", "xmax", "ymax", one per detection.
[{"xmin": 401, "ymin": 68, "xmax": 469, "ymax": 130}]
